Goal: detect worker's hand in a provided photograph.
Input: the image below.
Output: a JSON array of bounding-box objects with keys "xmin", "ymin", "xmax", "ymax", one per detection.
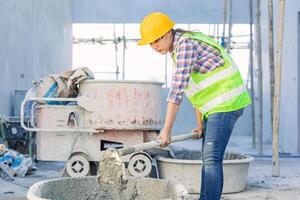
[
  {"xmin": 192, "ymin": 127, "xmax": 204, "ymax": 139},
  {"xmin": 158, "ymin": 128, "xmax": 171, "ymax": 148}
]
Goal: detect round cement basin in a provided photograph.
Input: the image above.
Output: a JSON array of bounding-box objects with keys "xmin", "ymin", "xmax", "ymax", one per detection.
[
  {"xmin": 156, "ymin": 151, "xmax": 254, "ymax": 194},
  {"xmin": 27, "ymin": 176, "xmax": 188, "ymax": 200}
]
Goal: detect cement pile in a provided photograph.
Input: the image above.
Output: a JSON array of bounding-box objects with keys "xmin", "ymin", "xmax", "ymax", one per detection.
[
  {"xmin": 97, "ymin": 149, "xmax": 139, "ymax": 200},
  {"xmin": 97, "ymin": 149, "xmax": 128, "ymax": 192},
  {"xmin": 97, "ymin": 149, "xmax": 184, "ymax": 200},
  {"xmin": 24, "ymin": 149, "xmax": 187, "ymax": 199}
]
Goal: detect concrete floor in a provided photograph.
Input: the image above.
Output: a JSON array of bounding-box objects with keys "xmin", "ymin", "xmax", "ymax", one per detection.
[
  {"xmin": 0, "ymin": 161, "xmax": 63, "ymax": 200},
  {"xmin": 1, "ymin": 135, "xmax": 300, "ymax": 200},
  {"xmin": 189, "ymin": 157, "xmax": 300, "ymax": 200}
]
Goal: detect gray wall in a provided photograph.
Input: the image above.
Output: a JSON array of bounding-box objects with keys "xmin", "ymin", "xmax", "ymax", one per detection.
[
  {"xmin": 0, "ymin": 0, "xmax": 72, "ymax": 116},
  {"xmin": 298, "ymin": 11, "xmax": 300, "ymax": 153},
  {"xmin": 72, "ymin": 0, "xmax": 252, "ymax": 24}
]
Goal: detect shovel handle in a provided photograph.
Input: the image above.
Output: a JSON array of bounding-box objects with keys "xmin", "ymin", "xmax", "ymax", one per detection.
[
  {"xmin": 119, "ymin": 133, "xmax": 198, "ymax": 156},
  {"xmin": 170, "ymin": 133, "xmax": 199, "ymax": 143}
]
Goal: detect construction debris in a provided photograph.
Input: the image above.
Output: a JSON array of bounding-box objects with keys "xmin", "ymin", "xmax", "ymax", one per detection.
[
  {"xmin": 26, "ymin": 67, "xmax": 94, "ymax": 101},
  {"xmin": 0, "ymin": 144, "xmax": 35, "ymax": 180}
]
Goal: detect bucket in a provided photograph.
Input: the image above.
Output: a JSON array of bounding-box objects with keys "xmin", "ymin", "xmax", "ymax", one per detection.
[
  {"xmin": 27, "ymin": 176, "xmax": 188, "ymax": 200},
  {"xmin": 156, "ymin": 151, "xmax": 254, "ymax": 194}
]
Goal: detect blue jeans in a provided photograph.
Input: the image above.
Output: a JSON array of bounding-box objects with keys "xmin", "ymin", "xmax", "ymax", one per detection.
[{"xmin": 199, "ymin": 109, "xmax": 243, "ymax": 200}]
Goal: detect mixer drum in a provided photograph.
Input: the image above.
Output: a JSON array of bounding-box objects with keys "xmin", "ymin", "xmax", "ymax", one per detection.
[{"xmin": 79, "ymin": 80, "xmax": 164, "ymax": 130}]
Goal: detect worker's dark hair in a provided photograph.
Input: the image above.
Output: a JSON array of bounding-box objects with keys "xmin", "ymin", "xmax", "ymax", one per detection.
[
  {"xmin": 172, "ymin": 28, "xmax": 194, "ymax": 41},
  {"xmin": 174, "ymin": 28, "xmax": 192, "ymax": 34}
]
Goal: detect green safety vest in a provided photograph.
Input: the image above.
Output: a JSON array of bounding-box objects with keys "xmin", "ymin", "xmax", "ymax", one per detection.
[{"xmin": 173, "ymin": 32, "xmax": 252, "ymax": 118}]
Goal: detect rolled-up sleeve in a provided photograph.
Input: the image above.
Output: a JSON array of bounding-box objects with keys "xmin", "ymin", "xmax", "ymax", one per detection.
[{"xmin": 167, "ymin": 39, "xmax": 198, "ymax": 104}]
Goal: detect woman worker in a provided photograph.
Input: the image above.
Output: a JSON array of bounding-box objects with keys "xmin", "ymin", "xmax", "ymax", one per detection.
[{"xmin": 138, "ymin": 12, "xmax": 251, "ymax": 200}]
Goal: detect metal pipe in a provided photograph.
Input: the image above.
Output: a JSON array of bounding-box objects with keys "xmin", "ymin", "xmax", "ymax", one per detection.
[
  {"xmin": 272, "ymin": 0, "xmax": 286, "ymax": 177},
  {"xmin": 223, "ymin": 0, "xmax": 227, "ymax": 39},
  {"xmin": 20, "ymin": 97, "xmax": 97, "ymax": 133},
  {"xmin": 223, "ymin": 0, "xmax": 228, "ymax": 45},
  {"xmin": 227, "ymin": 0, "xmax": 233, "ymax": 53},
  {"xmin": 268, "ymin": 0, "xmax": 275, "ymax": 125},
  {"xmin": 122, "ymin": 23, "xmax": 126, "ymax": 80},
  {"xmin": 255, "ymin": 0, "xmax": 263, "ymax": 155},
  {"xmin": 74, "ymin": 35, "xmax": 251, "ymax": 45},
  {"xmin": 213, "ymin": 24, "xmax": 216, "ymax": 40},
  {"xmin": 217, "ymin": 23, "xmax": 220, "ymax": 42},
  {"xmin": 249, "ymin": 0, "xmax": 256, "ymax": 148},
  {"xmin": 113, "ymin": 24, "xmax": 119, "ymax": 80},
  {"xmin": 73, "ymin": 37, "xmax": 138, "ymax": 44}
]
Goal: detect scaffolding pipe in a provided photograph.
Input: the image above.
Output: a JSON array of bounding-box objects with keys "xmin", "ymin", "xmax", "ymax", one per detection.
[
  {"xmin": 122, "ymin": 24, "xmax": 126, "ymax": 80},
  {"xmin": 73, "ymin": 37, "xmax": 138, "ymax": 44},
  {"xmin": 268, "ymin": 0, "xmax": 275, "ymax": 124},
  {"xmin": 217, "ymin": 23, "xmax": 220, "ymax": 42},
  {"xmin": 113, "ymin": 24, "xmax": 119, "ymax": 80},
  {"xmin": 272, "ymin": 0, "xmax": 285, "ymax": 177},
  {"xmin": 223, "ymin": 0, "xmax": 228, "ymax": 46},
  {"xmin": 249, "ymin": 0, "xmax": 256, "ymax": 148},
  {"xmin": 227, "ymin": 0, "xmax": 233, "ymax": 53},
  {"xmin": 213, "ymin": 24, "xmax": 216, "ymax": 39},
  {"xmin": 255, "ymin": 0, "xmax": 263, "ymax": 155}
]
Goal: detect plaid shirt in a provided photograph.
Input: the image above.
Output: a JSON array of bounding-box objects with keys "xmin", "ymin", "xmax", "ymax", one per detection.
[{"xmin": 167, "ymin": 31, "xmax": 225, "ymax": 104}]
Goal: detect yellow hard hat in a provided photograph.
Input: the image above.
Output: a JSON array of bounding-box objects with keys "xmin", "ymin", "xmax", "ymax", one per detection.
[{"xmin": 138, "ymin": 12, "xmax": 175, "ymax": 46}]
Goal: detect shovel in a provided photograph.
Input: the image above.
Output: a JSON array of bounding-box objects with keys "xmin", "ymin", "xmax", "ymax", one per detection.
[
  {"xmin": 118, "ymin": 133, "xmax": 199, "ymax": 156},
  {"xmin": 97, "ymin": 133, "xmax": 199, "ymax": 188}
]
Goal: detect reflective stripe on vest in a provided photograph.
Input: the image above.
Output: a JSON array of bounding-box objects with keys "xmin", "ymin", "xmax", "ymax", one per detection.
[
  {"xmin": 185, "ymin": 62, "xmax": 239, "ymax": 98},
  {"xmin": 199, "ymin": 84, "xmax": 246, "ymax": 113}
]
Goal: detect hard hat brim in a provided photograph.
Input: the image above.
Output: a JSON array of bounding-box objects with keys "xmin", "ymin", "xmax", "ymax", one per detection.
[{"xmin": 137, "ymin": 39, "xmax": 150, "ymax": 46}]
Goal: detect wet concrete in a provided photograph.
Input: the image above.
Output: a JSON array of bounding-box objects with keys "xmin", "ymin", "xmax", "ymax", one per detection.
[
  {"xmin": 25, "ymin": 148, "xmax": 186, "ymax": 200},
  {"xmin": 167, "ymin": 148, "xmax": 248, "ymax": 160},
  {"xmin": 27, "ymin": 176, "xmax": 184, "ymax": 200},
  {"xmin": 97, "ymin": 149, "xmax": 128, "ymax": 193}
]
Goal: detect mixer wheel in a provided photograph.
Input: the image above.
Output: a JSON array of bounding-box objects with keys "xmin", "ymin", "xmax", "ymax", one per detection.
[
  {"xmin": 128, "ymin": 152, "xmax": 152, "ymax": 177},
  {"xmin": 66, "ymin": 152, "xmax": 91, "ymax": 177}
]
